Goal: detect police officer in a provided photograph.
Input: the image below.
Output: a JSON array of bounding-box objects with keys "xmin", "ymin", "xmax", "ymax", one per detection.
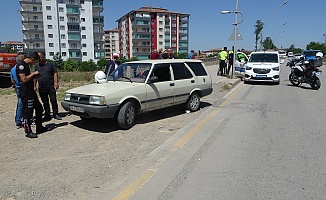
[
  {"xmin": 219, "ymin": 47, "xmax": 228, "ymax": 76},
  {"xmin": 227, "ymin": 46, "xmax": 234, "ymax": 76},
  {"xmin": 16, "ymin": 52, "xmax": 48, "ymax": 138}
]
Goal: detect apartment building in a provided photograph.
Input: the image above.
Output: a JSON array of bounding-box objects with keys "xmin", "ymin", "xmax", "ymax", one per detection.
[
  {"xmin": 117, "ymin": 6, "xmax": 189, "ymax": 60},
  {"xmin": 104, "ymin": 28, "xmax": 119, "ymax": 59},
  {"xmin": 1, "ymin": 41, "xmax": 26, "ymax": 52},
  {"xmin": 20, "ymin": 0, "xmax": 105, "ymax": 61}
]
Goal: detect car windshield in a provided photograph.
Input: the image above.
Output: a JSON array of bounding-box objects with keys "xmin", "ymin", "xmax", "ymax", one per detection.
[
  {"xmin": 108, "ymin": 63, "xmax": 152, "ymax": 83},
  {"xmin": 249, "ymin": 53, "xmax": 279, "ymax": 63}
]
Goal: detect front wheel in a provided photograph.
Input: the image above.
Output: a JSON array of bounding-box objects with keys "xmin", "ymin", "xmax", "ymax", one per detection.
[
  {"xmin": 186, "ymin": 92, "xmax": 200, "ymax": 112},
  {"xmin": 289, "ymin": 73, "xmax": 300, "ymax": 86},
  {"xmin": 310, "ymin": 77, "xmax": 321, "ymax": 90},
  {"xmin": 117, "ymin": 101, "xmax": 136, "ymax": 129}
]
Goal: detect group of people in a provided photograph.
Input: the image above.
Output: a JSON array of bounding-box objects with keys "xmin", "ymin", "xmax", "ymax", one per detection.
[
  {"xmin": 218, "ymin": 47, "xmax": 249, "ymax": 76},
  {"xmin": 10, "ymin": 51, "xmax": 61, "ymax": 138},
  {"xmin": 150, "ymin": 48, "xmax": 175, "ymax": 59}
]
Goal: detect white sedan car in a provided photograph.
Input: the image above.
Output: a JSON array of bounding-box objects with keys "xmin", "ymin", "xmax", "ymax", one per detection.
[{"xmin": 61, "ymin": 59, "xmax": 213, "ymax": 129}]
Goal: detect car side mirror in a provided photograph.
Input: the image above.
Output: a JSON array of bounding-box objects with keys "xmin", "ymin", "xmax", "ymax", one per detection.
[{"xmin": 147, "ymin": 76, "xmax": 158, "ymax": 83}]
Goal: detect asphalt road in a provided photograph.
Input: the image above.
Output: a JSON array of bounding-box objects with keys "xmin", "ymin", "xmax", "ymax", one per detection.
[{"xmin": 129, "ymin": 63, "xmax": 326, "ymax": 200}]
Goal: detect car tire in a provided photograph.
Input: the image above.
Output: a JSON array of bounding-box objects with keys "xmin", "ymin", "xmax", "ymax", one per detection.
[
  {"xmin": 117, "ymin": 101, "xmax": 136, "ymax": 129},
  {"xmin": 186, "ymin": 92, "xmax": 200, "ymax": 112}
]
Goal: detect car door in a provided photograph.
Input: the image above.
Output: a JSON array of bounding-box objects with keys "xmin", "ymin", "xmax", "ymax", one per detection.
[
  {"xmin": 171, "ymin": 63, "xmax": 194, "ymax": 104},
  {"xmin": 234, "ymin": 52, "xmax": 248, "ymax": 77},
  {"xmin": 145, "ymin": 63, "xmax": 175, "ymax": 110}
]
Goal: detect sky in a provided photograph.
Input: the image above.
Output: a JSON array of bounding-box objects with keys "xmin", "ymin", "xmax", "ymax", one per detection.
[{"xmin": 0, "ymin": 0, "xmax": 325, "ymax": 51}]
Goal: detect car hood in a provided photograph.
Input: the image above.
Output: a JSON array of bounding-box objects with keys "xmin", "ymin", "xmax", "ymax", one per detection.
[
  {"xmin": 66, "ymin": 81, "xmax": 142, "ymax": 96},
  {"xmin": 246, "ymin": 62, "xmax": 279, "ymax": 68}
]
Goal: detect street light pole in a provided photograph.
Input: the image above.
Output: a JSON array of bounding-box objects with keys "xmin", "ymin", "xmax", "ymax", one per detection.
[
  {"xmin": 221, "ymin": 0, "xmax": 244, "ymax": 79},
  {"xmin": 260, "ymin": 1, "xmax": 288, "ymax": 49}
]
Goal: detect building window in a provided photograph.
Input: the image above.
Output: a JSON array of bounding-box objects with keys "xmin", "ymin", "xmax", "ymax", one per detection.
[
  {"xmin": 81, "ymin": 26, "xmax": 86, "ymax": 30},
  {"xmin": 35, "ymin": 34, "xmax": 40, "ymax": 39},
  {"xmin": 60, "ymin": 16, "xmax": 64, "ymax": 21},
  {"xmin": 49, "ymin": 43, "xmax": 54, "ymax": 47},
  {"xmin": 33, "ymin": 7, "xmax": 37, "ymax": 11},
  {"xmin": 47, "ymin": 15, "xmax": 52, "ymax": 20},
  {"xmin": 33, "ymin": 25, "xmax": 38, "ymax": 29},
  {"xmin": 33, "ymin": 16, "xmax": 38, "ymax": 20},
  {"xmin": 35, "ymin": 43, "xmax": 40, "ymax": 47},
  {"xmin": 159, "ymin": 28, "xmax": 163, "ymax": 32},
  {"xmin": 159, "ymin": 21, "xmax": 163, "ymax": 25},
  {"xmin": 82, "ymin": 43, "xmax": 87, "ymax": 47},
  {"xmin": 61, "ymin": 34, "xmax": 66, "ymax": 39},
  {"xmin": 62, "ymin": 52, "xmax": 67, "ymax": 56},
  {"xmin": 49, "ymin": 52, "xmax": 54, "ymax": 56},
  {"xmin": 82, "ymin": 35, "xmax": 86, "ymax": 39},
  {"xmin": 48, "ymin": 34, "xmax": 53, "ymax": 38},
  {"xmin": 159, "ymin": 35, "xmax": 163, "ymax": 38},
  {"xmin": 81, "ymin": 0, "xmax": 84, "ymax": 4},
  {"xmin": 59, "ymin": 7, "xmax": 64, "ymax": 12},
  {"xmin": 159, "ymin": 14, "xmax": 163, "ymax": 17},
  {"xmin": 159, "ymin": 42, "xmax": 163, "ymax": 45},
  {"xmin": 83, "ymin": 52, "xmax": 87, "ymax": 56},
  {"xmin": 61, "ymin": 43, "xmax": 66, "ymax": 48},
  {"xmin": 46, "ymin": 6, "xmax": 51, "ymax": 10},
  {"xmin": 60, "ymin": 25, "xmax": 65, "ymax": 30},
  {"xmin": 48, "ymin": 25, "xmax": 53, "ymax": 29},
  {"xmin": 81, "ymin": 18, "xmax": 85, "ymax": 22}
]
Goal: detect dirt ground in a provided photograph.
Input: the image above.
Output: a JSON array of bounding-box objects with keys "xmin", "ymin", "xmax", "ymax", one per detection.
[{"xmin": 0, "ymin": 82, "xmax": 232, "ymax": 200}]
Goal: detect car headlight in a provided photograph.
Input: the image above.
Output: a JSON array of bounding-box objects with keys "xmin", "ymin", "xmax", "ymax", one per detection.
[
  {"xmin": 272, "ymin": 66, "xmax": 280, "ymax": 71},
  {"xmin": 89, "ymin": 96, "xmax": 106, "ymax": 105},
  {"xmin": 246, "ymin": 66, "xmax": 252, "ymax": 70},
  {"xmin": 64, "ymin": 93, "xmax": 71, "ymax": 101}
]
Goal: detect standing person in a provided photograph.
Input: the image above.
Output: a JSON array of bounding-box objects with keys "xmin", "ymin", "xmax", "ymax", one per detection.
[
  {"xmin": 227, "ymin": 46, "xmax": 234, "ymax": 76},
  {"xmin": 150, "ymin": 49, "xmax": 160, "ymax": 59},
  {"xmin": 16, "ymin": 52, "xmax": 48, "ymax": 138},
  {"xmin": 219, "ymin": 47, "xmax": 228, "ymax": 76},
  {"xmin": 104, "ymin": 53, "xmax": 120, "ymax": 75},
  {"xmin": 34, "ymin": 52, "xmax": 61, "ymax": 121},
  {"xmin": 10, "ymin": 53, "xmax": 27, "ymax": 128},
  {"xmin": 168, "ymin": 48, "xmax": 175, "ymax": 59},
  {"xmin": 188, "ymin": 50, "xmax": 195, "ymax": 59}
]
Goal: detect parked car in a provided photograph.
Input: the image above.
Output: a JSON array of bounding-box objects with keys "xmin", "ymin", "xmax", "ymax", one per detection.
[
  {"xmin": 244, "ymin": 51, "xmax": 280, "ymax": 84},
  {"xmin": 303, "ymin": 50, "xmax": 323, "ymax": 60},
  {"xmin": 287, "ymin": 52, "xmax": 294, "ymax": 57},
  {"xmin": 61, "ymin": 59, "xmax": 213, "ymax": 129},
  {"xmin": 234, "ymin": 52, "xmax": 249, "ymax": 78},
  {"xmin": 294, "ymin": 53, "xmax": 303, "ymax": 60}
]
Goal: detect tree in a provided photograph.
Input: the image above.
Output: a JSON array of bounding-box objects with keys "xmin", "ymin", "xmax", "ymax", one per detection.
[
  {"xmin": 97, "ymin": 58, "xmax": 108, "ymax": 70},
  {"xmin": 287, "ymin": 44, "xmax": 302, "ymax": 54},
  {"xmin": 254, "ymin": 20, "xmax": 264, "ymax": 50},
  {"xmin": 306, "ymin": 42, "xmax": 326, "ymax": 55},
  {"xmin": 53, "ymin": 52, "xmax": 64, "ymax": 70},
  {"xmin": 63, "ymin": 58, "xmax": 77, "ymax": 71},
  {"xmin": 263, "ymin": 37, "xmax": 276, "ymax": 49}
]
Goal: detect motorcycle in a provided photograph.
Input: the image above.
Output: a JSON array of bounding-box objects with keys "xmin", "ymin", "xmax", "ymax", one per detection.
[{"xmin": 287, "ymin": 57, "xmax": 322, "ymax": 90}]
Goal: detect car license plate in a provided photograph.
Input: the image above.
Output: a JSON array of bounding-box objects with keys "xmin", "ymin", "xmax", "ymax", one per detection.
[
  {"xmin": 315, "ymin": 71, "xmax": 322, "ymax": 76},
  {"xmin": 256, "ymin": 75, "xmax": 267, "ymax": 78},
  {"xmin": 70, "ymin": 105, "xmax": 84, "ymax": 113}
]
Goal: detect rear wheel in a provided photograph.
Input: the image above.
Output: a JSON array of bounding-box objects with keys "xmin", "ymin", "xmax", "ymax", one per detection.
[
  {"xmin": 310, "ymin": 77, "xmax": 321, "ymax": 90},
  {"xmin": 117, "ymin": 101, "xmax": 136, "ymax": 129},
  {"xmin": 186, "ymin": 92, "xmax": 200, "ymax": 112},
  {"xmin": 289, "ymin": 73, "xmax": 300, "ymax": 86}
]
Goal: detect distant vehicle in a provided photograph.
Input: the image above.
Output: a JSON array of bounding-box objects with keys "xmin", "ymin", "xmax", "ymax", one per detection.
[
  {"xmin": 278, "ymin": 50, "xmax": 286, "ymax": 58},
  {"xmin": 294, "ymin": 53, "xmax": 303, "ymax": 60},
  {"xmin": 287, "ymin": 52, "xmax": 294, "ymax": 57},
  {"xmin": 0, "ymin": 53, "xmax": 18, "ymax": 72},
  {"xmin": 303, "ymin": 50, "xmax": 322, "ymax": 60},
  {"xmin": 244, "ymin": 51, "xmax": 280, "ymax": 84}
]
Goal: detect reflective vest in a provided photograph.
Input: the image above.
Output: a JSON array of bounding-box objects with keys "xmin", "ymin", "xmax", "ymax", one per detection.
[{"xmin": 219, "ymin": 50, "xmax": 228, "ymax": 61}]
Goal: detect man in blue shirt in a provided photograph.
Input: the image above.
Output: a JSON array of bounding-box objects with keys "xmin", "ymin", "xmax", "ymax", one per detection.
[{"xmin": 10, "ymin": 53, "xmax": 26, "ymax": 128}]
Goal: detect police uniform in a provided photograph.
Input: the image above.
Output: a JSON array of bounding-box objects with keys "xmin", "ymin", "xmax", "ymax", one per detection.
[
  {"xmin": 16, "ymin": 60, "xmax": 45, "ymax": 136},
  {"xmin": 227, "ymin": 50, "xmax": 234, "ymax": 75},
  {"xmin": 219, "ymin": 50, "xmax": 228, "ymax": 76}
]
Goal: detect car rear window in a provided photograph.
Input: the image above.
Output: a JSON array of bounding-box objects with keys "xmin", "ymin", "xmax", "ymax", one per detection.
[
  {"xmin": 249, "ymin": 53, "xmax": 279, "ymax": 63},
  {"xmin": 186, "ymin": 62, "xmax": 207, "ymax": 76},
  {"xmin": 171, "ymin": 63, "xmax": 193, "ymax": 80}
]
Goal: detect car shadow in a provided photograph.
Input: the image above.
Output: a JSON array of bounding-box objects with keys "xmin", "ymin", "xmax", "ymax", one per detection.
[
  {"xmin": 68, "ymin": 101, "xmax": 212, "ymax": 133},
  {"xmin": 286, "ymin": 84, "xmax": 315, "ymax": 90},
  {"xmin": 244, "ymin": 81, "xmax": 279, "ymax": 86}
]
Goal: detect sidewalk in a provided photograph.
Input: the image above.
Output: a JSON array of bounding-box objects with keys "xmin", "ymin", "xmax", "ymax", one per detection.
[{"xmin": 206, "ymin": 64, "xmax": 241, "ymax": 86}]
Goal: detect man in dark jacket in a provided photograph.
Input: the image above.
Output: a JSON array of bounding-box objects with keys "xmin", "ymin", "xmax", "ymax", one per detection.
[
  {"xmin": 16, "ymin": 52, "xmax": 48, "ymax": 138},
  {"xmin": 104, "ymin": 53, "xmax": 120, "ymax": 75}
]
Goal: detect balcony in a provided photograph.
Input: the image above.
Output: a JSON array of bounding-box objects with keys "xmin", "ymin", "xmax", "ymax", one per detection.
[
  {"xmin": 21, "ymin": 18, "xmax": 43, "ymax": 23},
  {"xmin": 21, "ymin": 9, "xmax": 42, "ymax": 14},
  {"xmin": 23, "ymin": 28, "xmax": 43, "ymax": 33},
  {"xmin": 20, "ymin": 0, "xmax": 42, "ymax": 5}
]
